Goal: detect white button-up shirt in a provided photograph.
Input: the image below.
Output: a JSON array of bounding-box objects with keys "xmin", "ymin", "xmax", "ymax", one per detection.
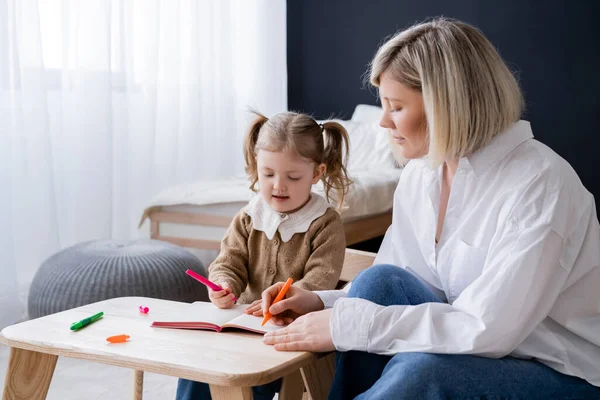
[{"xmin": 317, "ymin": 121, "xmax": 600, "ymax": 386}]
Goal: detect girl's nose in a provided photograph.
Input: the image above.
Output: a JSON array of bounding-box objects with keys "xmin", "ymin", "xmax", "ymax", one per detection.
[{"xmin": 273, "ymin": 176, "xmax": 285, "ymax": 190}]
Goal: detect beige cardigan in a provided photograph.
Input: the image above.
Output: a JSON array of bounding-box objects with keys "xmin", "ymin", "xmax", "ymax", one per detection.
[{"xmin": 208, "ymin": 207, "xmax": 346, "ymax": 304}]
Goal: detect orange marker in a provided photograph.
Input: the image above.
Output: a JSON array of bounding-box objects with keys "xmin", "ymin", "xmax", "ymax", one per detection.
[
  {"xmin": 106, "ymin": 334, "xmax": 130, "ymax": 343},
  {"xmin": 261, "ymin": 278, "xmax": 293, "ymax": 326}
]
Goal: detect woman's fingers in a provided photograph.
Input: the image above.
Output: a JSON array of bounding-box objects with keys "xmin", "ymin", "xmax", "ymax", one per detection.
[
  {"xmin": 263, "ymin": 332, "xmax": 305, "ymax": 344},
  {"xmin": 260, "ymin": 283, "xmax": 320, "ymax": 324},
  {"xmin": 270, "ymin": 315, "xmax": 287, "ymax": 326},
  {"xmin": 274, "ymin": 341, "xmax": 306, "ymax": 351},
  {"xmin": 263, "ymin": 322, "xmax": 301, "ymax": 341},
  {"xmin": 261, "ymin": 282, "xmax": 285, "ymax": 315},
  {"xmin": 263, "ymin": 309, "xmax": 335, "ymax": 352},
  {"xmin": 262, "ymin": 326, "xmax": 305, "ymax": 350},
  {"xmin": 245, "ymin": 299, "xmax": 263, "ymax": 315},
  {"xmin": 268, "ymin": 297, "xmax": 296, "ymax": 315},
  {"xmin": 263, "ymin": 329, "xmax": 316, "ymax": 351},
  {"xmin": 264, "ymin": 317, "xmax": 305, "ymax": 336},
  {"xmin": 270, "ymin": 313, "xmax": 297, "ymax": 325}
]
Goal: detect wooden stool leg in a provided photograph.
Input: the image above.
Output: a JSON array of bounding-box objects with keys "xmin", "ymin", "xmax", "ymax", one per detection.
[
  {"xmin": 279, "ymin": 369, "xmax": 304, "ymax": 400},
  {"xmin": 2, "ymin": 347, "xmax": 58, "ymax": 400},
  {"xmin": 132, "ymin": 370, "xmax": 144, "ymax": 400},
  {"xmin": 300, "ymin": 353, "xmax": 336, "ymax": 400},
  {"xmin": 209, "ymin": 385, "xmax": 252, "ymax": 400}
]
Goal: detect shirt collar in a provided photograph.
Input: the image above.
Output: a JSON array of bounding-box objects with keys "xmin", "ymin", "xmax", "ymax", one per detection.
[
  {"xmin": 244, "ymin": 193, "xmax": 332, "ymax": 242},
  {"xmin": 463, "ymin": 120, "xmax": 534, "ymax": 176}
]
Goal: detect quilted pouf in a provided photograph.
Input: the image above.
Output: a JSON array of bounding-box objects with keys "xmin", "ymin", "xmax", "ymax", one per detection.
[{"xmin": 28, "ymin": 239, "xmax": 208, "ymax": 318}]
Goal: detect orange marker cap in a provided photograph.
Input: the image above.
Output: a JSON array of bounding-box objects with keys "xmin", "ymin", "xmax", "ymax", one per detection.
[
  {"xmin": 106, "ymin": 334, "xmax": 130, "ymax": 343},
  {"xmin": 261, "ymin": 278, "xmax": 294, "ymax": 327}
]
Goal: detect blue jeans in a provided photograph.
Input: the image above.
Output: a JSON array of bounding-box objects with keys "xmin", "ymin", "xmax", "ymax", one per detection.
[
  {"xmin": 329, "ymin": 264, "xmax": 600, "ymax": 400},
  {"xmin": 176, "ymin": 369, "xmax": 281, "ymax": 400}
]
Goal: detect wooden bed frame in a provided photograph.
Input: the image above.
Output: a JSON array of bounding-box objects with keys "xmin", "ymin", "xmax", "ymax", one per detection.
[{"xmin": 148, "ymin": 209, "xmax": 392, "ymax": 250}]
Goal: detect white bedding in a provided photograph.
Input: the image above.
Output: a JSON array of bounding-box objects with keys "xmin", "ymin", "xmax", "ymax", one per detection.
[
  {"xmin": 140, "ymin": 168, "xmax": 402, "ymax": 225},
  {"xmin": 140, "ymin": 104, "xmax": 404, "ymax": 223}
]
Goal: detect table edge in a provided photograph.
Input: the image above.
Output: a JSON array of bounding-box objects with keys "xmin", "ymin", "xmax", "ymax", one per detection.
[{"xmin": 0, "ymin": 333, "xmax": 319, "ymax": 386}]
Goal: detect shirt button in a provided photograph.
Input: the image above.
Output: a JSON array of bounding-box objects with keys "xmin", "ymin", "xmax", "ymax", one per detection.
[
  {"xmin": 268, "ymin": 268, "xmax": 275, "ymax": 275},
  {"xmin": 280, "ymin": 213, "xmax": 287, "ymax": 219},
  {"xmin": 273, "ymin": 239, "xmax": 279, "ymax": 246}
]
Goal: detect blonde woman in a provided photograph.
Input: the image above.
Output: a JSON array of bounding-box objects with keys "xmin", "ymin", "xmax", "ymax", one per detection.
[{"xmin": 261, "ymin": 18, "xmax": 600, "ymax": 398}]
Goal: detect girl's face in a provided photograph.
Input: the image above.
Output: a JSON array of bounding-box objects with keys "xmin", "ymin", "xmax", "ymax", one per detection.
[
  {"xmin": 378, "ymin": 70, "xmax": 429, "ymax": 159},
  {"xmin": 256, "ymin": 149, "xmax": 325, "ymax": 213}
]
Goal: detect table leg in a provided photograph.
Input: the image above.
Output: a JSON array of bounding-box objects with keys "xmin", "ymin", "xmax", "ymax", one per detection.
[
  {"xmin": 279, "ymin": 369, "xmax": 304, "ymax": 400},
  {"xmin": 132, "ymin": 370, "xmax": 144, "ymax": 400},
  {"xmin": 2, "ymin": 347, "xmax": 58, "ymax": 400},
  {"xmin": 300, "ymin": 353, "xmax": 335, "ymax": 400},
  {"xmin": 209, "ymin": 385, "xmax": 253, "ymax": 400}
]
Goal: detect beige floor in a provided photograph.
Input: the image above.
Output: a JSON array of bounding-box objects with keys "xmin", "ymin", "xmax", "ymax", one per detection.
[{"xmin": 0, "ymin": 344, "xmax": 178, "ymax": 399}]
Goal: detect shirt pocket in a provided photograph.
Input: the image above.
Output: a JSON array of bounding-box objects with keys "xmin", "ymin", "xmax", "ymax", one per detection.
[{"xmin": 447, "ymin": 239, "xmax": 488, "ymax": 303}]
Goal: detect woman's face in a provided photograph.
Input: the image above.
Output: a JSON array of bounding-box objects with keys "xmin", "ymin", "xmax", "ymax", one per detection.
[{"xmin": 378, "ymin": 70, "xmax": 429, "ymax": 160}]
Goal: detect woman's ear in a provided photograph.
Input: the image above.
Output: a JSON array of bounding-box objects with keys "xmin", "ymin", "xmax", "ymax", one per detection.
[{"xmin": 312, "ymin": 163, "xmax": 326, "ymax": 184}]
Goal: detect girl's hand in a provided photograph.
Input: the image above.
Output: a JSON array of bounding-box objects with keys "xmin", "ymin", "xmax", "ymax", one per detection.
[
  {"xmin": 244, "ymin": 299, "xmax": 263, "ymax": 316},
  {"xmin": 261, "ymin": 282, "xmax": 325, "ymax": 326},
  {"xmin": 208, "ymin": 282, "xmax": 236, "ymax": 309},
  {"xmin": 263, "ymin": 309, "xmax": 335, "ymax": 352}
]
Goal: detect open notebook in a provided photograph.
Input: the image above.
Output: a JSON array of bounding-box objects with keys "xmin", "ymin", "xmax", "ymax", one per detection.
[{"xmin": 151, "ymin": 302, "xmax": 283, "ymax": 334}]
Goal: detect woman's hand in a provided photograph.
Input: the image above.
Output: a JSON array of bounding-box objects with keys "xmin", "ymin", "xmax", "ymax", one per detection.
[
  {"xmin": 208, "ymin": 282, "xmax": 236, "ymax": 309},
  {"xmin": 244, "ymin": 299, "xmax": 263, "ymax": 316},
  {"xmin": 261, "ymin": 282, "xmax": 325, "ymax": 325},
  {"xmin": 263, "ymin": 309, "xmax": 335, "ymax": 352}
]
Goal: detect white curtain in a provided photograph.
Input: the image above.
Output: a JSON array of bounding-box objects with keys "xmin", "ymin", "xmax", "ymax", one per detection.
[{"xmin": 0, "ymin": 0, "xmax": 287, "ymax": 329}]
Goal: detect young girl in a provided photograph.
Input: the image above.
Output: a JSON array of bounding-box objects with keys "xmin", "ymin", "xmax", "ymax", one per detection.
[{"xmin": 175, "ymin": 111, "xmax": 352, "ymax": 400}]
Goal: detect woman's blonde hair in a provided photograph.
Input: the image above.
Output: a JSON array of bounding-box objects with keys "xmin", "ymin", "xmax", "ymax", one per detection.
[
  {"xmin": 369, "ymin": 18, "xmax": 524, "ymax": 164},
  {"xmin": 243, "ymin": 111, "xmax": 352, "ymax": 210}
]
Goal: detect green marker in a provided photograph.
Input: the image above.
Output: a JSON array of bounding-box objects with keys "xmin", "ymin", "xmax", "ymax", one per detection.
[{"xmin": 70, "ymin": 311, "xmax": 104, "ymax": 331}]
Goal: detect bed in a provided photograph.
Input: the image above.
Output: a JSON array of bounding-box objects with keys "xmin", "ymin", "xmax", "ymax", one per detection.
[{"xmin": 139, "ymin": 105, "xmax": 405, "ymax": 267}]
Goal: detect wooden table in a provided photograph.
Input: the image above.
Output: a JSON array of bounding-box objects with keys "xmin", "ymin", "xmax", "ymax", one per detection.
[{"xmin": 0, "ymin": 297, "xmax": 334, "ymax": 400}]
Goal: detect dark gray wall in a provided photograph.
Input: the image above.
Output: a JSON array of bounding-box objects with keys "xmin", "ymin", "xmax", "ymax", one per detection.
[{"xmin": 287, "ymin": 0, "xmax": 600, "ymax": 202}]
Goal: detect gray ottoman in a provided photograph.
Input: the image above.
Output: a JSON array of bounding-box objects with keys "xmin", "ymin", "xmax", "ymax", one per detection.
[{"xmin": 28, "ymin": 239, "xmax": 209, "ymax": 318}]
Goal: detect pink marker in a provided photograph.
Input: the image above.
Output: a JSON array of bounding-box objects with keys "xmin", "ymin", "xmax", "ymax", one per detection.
[{"xmin": 185, "ymin": 269, "xmax": 237, "ymax": 302}]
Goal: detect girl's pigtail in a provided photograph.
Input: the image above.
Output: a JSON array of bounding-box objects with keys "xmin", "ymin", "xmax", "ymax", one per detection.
[
  {"xmin": 321, "ymin": 121, "xmax": 353, "ymax": 210},
  {"xmin": 244, "ymin": 112, "xmax": 269, "ymax": 192}
]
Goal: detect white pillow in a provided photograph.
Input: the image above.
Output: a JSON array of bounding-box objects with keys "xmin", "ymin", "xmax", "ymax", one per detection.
[
  {"xmin": 320, "ymin": 119, "xmax": 407, "ymax": 170},
  {"xmin": 349, "ymin": 104, "xmax": 408, "ymax": 167},
  {"xmin": 351, "ymin": 104, "xmax": 383, "ymax": 123}
]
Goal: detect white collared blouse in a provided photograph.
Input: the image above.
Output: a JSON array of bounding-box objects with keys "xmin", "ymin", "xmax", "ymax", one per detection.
[{"xmin": 317, "ymin": 121, "xmax": 600, "ymax": 386}]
